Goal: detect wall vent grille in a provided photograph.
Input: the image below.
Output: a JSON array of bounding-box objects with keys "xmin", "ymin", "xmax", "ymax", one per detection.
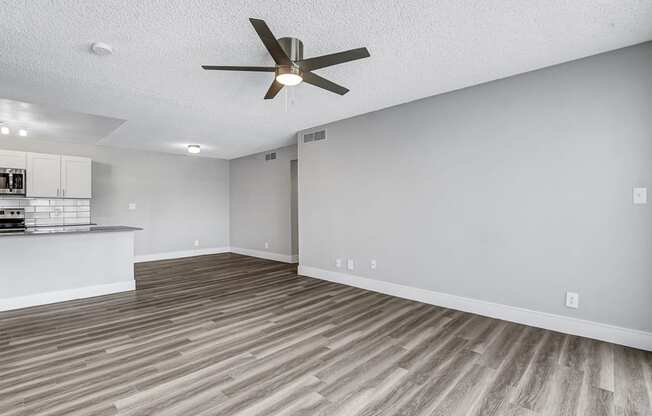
[{"xmin": 303, "ymin": 129, "xmax": 326, "ymax": 143}]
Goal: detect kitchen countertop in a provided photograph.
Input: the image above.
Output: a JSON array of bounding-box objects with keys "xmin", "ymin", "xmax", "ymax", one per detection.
[{"xmin": 0, "ymin": 225, "xmax": 143, "ymax": 237}]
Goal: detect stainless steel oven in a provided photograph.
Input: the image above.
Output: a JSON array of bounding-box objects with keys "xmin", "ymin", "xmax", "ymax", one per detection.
[
  {"xmin": 0, "ymin": 168, "xmax": 26, "ymax": 195},
  {"xmin": 0, "ymin": 208, "xmax": 25, "ymax": 232}
]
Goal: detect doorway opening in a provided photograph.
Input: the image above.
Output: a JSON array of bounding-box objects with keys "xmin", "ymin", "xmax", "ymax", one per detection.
[{"xmin": 290, "ymin": 159, "xmax": 298, "ymax": 263}]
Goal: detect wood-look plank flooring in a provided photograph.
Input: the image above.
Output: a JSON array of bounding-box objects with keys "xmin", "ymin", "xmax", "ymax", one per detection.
[{"xmin": 1, "ymin": 253, "xmax": 651, "ymax": 416}]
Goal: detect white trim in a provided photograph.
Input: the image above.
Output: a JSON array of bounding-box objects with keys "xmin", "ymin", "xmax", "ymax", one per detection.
[
  {"xmin": 135, "ymin": 247, "xmax": 230, "ymax": 262},
  {"xmin": 134, "ymin": 246, "xmax": 298, "ymax": 264},
  {"xmin": 298, "ymin": 265, "xmax": 652, "ymax": 352},
  {"xmin": 230, "ymin": 247, "xmax": 298, "ymax": 263},
  {"xmin": 0, "ymin": 281, "xmax": 135, "ymax": 312}
]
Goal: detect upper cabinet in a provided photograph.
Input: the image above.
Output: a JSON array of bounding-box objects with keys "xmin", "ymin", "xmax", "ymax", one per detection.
[
  {"xmin": 61, "ymin": 155, "xmax": 92, "ymax": 199},
  {"xmin": 0, "ymin": 150, "xmax": 27, "ymax": 169},
  {"xmin": 27, "ymin": 152, "xmax": 62, "ymax": 198},
  {"xmin": 26, "ymin": 152, "xmax": 92, "ymax": 199}
]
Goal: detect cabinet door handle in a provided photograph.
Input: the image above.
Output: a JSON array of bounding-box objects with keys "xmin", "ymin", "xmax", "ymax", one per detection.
[{"xmin": 57, "ymin": 188, "xmax": 60, "ymax": 197}]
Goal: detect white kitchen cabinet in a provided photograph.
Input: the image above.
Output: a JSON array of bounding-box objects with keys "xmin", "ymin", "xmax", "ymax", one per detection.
[
  {"xmin": 27, "ymin": 152, "xmax": 62, "ymax": 198},
  {"xmin": 61, "ymin": 155, "xmax": 92, "ymax": 198},
  {"xmin": 0, "ymin": 150, "xmax": 27, "ymax": 169},
  {"xmin": 4, "ymin": 150, "xmax": 92, "ymax": 198}
]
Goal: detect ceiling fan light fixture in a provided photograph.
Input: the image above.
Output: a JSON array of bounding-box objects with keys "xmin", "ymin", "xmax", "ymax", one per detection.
[
  {"xmin": 201, "ymin": 18, "xmax": 370, "ymax": 98},
  {"xmin": 275, "ymin": 66, "xmax": 303, "ymax": 86}
]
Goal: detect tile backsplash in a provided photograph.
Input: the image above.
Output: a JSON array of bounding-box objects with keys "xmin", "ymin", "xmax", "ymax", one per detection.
[{"xmin": 0, "ymin": 198, "xmax": 91, "ymax": 226}]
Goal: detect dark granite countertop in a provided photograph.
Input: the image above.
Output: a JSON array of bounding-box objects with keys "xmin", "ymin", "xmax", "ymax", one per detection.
[{"xmin": 0, "ymin": 225, "xmax": 143, "ymax": 237}]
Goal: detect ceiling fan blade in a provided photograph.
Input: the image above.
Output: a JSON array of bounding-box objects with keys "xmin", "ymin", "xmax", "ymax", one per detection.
[
  {"xmin": 249, "ymin": 18, "xmax": 291, "ymax": 65},
  {"xmin": 264, "ymin": 80, "xmax": 284, "ymax": 100},
  {"xmin": 302, "ymin": 72, "xmax": 349, "ymax": 95},
  {"xmin": 297, "ymin": 47, "xmax": 370, "ymax": 71},
  {"xmin": 202, "ymin": 65, "xmax": 276, "ymax": 72}
]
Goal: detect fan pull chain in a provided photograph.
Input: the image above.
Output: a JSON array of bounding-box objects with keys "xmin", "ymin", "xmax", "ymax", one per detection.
[{"xmin": 284, "ymin": 88, "xmax": 289, "ymax": 113}]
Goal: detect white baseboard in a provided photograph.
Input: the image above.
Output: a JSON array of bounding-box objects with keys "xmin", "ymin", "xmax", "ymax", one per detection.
[
  {"xmin": 230, "ymin": 247, "xmax": 298, "ymax": 263},
  {"xmin": 134, "ymin": 246, "xmax": 298, "ymax": 264},
  {"xmin": 298, "ymin": 265, "xmax": 652, "ymax": 352},
  {"xmin": 135, "ymin": 247, "xmax": 230, "ymax": 262},
  {"xmin": 0, "ymin": 280, "xmax": 135, "ymax": 312}
]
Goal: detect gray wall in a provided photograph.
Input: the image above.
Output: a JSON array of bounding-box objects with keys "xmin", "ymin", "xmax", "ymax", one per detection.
[
  {"xmin": 0, "ymin": 138, "xmax": 229, "ymax": 256},
  {"xmin": 229, "ymin": 145, "xmax": 297, "ymax": 256},
  {"xmin": 298, "ymin": 42, "xmax": 652, "ymax": 332}
]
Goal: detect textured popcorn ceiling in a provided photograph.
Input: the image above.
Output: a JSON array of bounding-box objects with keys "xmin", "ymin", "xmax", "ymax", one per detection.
[{"xmin": 0, "ymin": 1, "xmax": 651, "ymax": 159}]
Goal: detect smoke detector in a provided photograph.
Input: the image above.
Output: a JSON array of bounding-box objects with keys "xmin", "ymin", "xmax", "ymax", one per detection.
[{"xmin": 90, "ymin": 42, "xmax": 113, "ymax": 56}]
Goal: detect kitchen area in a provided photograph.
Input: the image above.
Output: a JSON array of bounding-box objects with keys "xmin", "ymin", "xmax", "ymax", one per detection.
[{"xmin": 0, "ymin": 148, "xmax": 141, "ymax": 311}]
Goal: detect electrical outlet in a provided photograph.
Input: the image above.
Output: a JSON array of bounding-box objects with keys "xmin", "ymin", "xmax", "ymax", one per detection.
[
  {"xmin": 566, "ymin": 292, "xmax": 579, "ymax": 309},
  {"xmin": 370, "ymin": 259, "xmax": 377, "ymax": 270},
  {"xmin": 264, "ymin": 242, "xmax": 269, "ymax": 249},
  {"xmin": 128, "ymin": 203, "xmax": 136, "ymax": 211},
  {"xmin": 194, "ymin": 240, "xmax": 200, "ymax": 247},
  {"xmin": 347, "ymin": 259, "xmax": 355, "ymax": 271},
  {"xmin": 335, "ymin": 259, "xmax": 342, "ymax": 268},
  {"xmin": 633, "ymin": 187, "xmax": 647, "ymax": 204}
]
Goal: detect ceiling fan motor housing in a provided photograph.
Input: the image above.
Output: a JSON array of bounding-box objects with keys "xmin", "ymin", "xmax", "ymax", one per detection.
[
  {"xmin": 278, "ymin": 37, "xmax": 304, "ymax": 61},
  {"xmin": 276, "ymin": 65, "xmax": 302, "ymax": 79},
  {"xmin": 276, "ymin": 37, "xmax": 304, "ymax": 80}
]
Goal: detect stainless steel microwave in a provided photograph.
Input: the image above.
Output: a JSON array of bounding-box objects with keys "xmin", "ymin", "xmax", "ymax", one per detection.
[{"xmin": 0, "ymin": 168, "xmax": 26, "ymax": 195}]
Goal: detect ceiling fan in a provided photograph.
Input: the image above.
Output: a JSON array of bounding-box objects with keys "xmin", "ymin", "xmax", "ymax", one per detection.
[{"xmin": 202, "ymin": 18, "xmax": 370, "ymax": 99}]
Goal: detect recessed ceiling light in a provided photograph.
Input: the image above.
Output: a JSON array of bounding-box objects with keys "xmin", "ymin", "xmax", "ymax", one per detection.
[
  {"xmin": 90, "ymin": 42, "xmax": 113, "ymax": 56},
  {"xmin": 187, "ymin": 144, "xmax": 201, "ymax": 154},
  {"xmin": 0, "ymin": 126, "xmax": 9, "ymax": 135},
  {"xmin": 18, "ymin": 129, "xmax": 27, "ymax": 137}
]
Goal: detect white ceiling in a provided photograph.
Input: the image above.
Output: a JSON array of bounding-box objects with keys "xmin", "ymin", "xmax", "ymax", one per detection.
[
  {"xmin": 0, "ymin": 1, "xmax": 651, "ymax": 159},
  {"xmin": 0, "ymin": 98, "xmax": 125, "ymax": 144}
]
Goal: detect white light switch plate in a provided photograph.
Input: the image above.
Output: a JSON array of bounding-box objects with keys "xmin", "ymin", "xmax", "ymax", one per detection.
[
  {"xmin": 264, "ymin": 242, "xmax": 269, "ymax": 249},
  {"xmin": 128, "ymin": 203, "xmax": 136, "ymax": 210},
  {"xmin": 633, "ymin": 187, "xmax": 647, "ymax": 204},
  {"xmin": 370, "ymin": 259, "xmax": 377, "ymax": 270},
  {"xmin": 335, "ymin": 259, "xmax": 342, "ymax": 268}
]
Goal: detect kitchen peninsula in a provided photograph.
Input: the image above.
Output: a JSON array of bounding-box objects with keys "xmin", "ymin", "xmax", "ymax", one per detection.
[
  {"xmin": 0, "ymin": 226, "xmax": 141, "ymax": 311},
  {"xmin": 0, "ymin": 149, "xmax": 142, "ymax": 311}
]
